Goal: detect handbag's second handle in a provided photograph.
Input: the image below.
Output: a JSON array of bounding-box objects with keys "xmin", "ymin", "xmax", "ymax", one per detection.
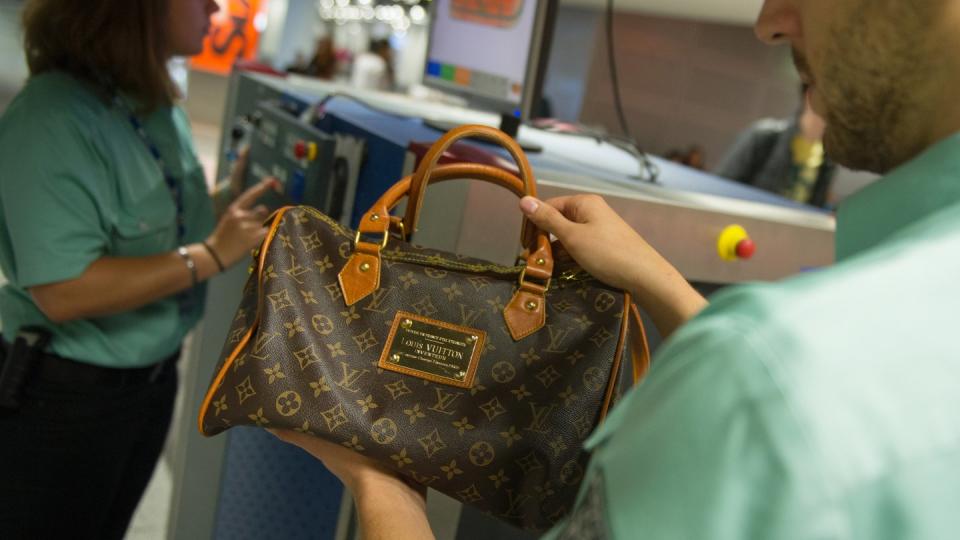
[
  {"xmin": 402, "ymin": 124, "xmax": 536, "ymax": 240},
  {"xmin": 339, "ymin": 126, "xmax": 553, "ymax": 341},
  {"xmin": 379, "ymin": 163, "xmax": 528, "ymax": 210}
]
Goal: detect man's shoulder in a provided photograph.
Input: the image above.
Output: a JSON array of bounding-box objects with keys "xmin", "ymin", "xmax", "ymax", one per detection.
[
  {"xmin": 686, "ymin": 222, "xmax": 960, "ymax": 367},
  {"xmin": 654, "ymin": 223, "xmax": 960, "ymax": 479},
  {"xmin": 585, "ymin": 182, "xmax": 960, "ymax": 540}
]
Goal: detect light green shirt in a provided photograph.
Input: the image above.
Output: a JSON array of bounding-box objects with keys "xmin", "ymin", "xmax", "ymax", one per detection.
[
  {"xmin": 0, "ymin": 71, "xmax": 214, "ymax": 368},
  {"xmin": 547, "ymin": 133, "xmax": 960, "ymax": 539}
]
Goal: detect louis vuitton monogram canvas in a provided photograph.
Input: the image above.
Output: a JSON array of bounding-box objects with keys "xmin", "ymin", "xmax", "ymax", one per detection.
[{"xmin": 199, "ymin": 206, "xmax": 639, "ymax": 531}]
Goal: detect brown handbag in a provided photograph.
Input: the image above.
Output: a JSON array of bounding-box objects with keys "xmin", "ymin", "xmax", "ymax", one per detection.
[{"xmin": 198, "ymin": 125, "xmax": 650, "ymax": 531}]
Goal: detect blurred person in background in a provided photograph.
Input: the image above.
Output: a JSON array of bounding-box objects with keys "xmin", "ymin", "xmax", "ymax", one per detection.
[
  {"xmin": 716, "ymin": 84, "xmax": 836, "ymax": 208},
  {"xmin": 288, "ymin": 36, "xmax": 338, "ymax": 80},
  {"xmin": 665, "ymin": 145, "xmax": 706, "ymax": 170},
  {"xmin": 350, "ymin": 38, "xmax": 395, "ymax": 91}
]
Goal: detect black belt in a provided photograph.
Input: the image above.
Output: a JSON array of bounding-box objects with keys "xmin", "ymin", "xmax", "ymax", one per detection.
[{"xmin": 0, "ymin": 340, "xmax": 179, "ymax": 389}]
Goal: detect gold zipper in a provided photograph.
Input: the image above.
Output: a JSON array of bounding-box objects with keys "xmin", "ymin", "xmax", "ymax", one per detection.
[{"xmin": 381, "ymin": 249, "xmax": 524, "ymax": 276}]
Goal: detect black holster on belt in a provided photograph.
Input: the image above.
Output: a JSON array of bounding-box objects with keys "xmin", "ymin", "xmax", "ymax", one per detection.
[{"xmin": 0, "ymin": 326, "xmax": 52, "ymax": 410}]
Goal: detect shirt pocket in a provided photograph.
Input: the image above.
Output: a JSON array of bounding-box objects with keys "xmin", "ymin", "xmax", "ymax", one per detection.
[{"xmin": 111, "ymin": 186, "xmax": 177, "ymax": 257}]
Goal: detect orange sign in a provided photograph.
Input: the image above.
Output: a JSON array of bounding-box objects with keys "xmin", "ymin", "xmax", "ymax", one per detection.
[
  {"xmin": 191, "ymin": 0, "xmax": 266, "ymax": 75},
  {"xmin": 452, "ymin": 0, "xmax": 524, "ymax": 28}
]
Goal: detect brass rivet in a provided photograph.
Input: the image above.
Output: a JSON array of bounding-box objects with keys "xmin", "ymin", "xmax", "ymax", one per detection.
[
  {"xmin": 359, "ymin": 262, "xmax": 371, "ymax": 272},
  {"xmin": 465, "ymin": 335, "xmax": 476, "ymax": 344},
  {"xmin": 390, "ymin": 353, "xmax": 400, "ymax": 362},
  {"xmin": 370, "ymin": 213, "xmax": 380, "ymax": 222},
  {"xmin": 457, "ymin": 370, "xmax": 466, "ymax": 378},
  {"xmin": 536, "ymin": 258, "xmax": 546, "ymax": 266},
  {"xmin": 401, "ymin": 319, "xmax": 413, "ymax": 329},
  {"xmin": 525, "ymin": 300, "xmax": 538, "ymax": 311}
]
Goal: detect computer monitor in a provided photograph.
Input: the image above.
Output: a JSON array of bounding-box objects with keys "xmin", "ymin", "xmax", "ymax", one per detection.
[{"xmin": 422, "ymin": 0, "xmax": 557, "ymax": 140}]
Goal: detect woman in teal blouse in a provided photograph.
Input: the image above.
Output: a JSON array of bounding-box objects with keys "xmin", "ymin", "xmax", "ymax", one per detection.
[{"xmin": 0, "ymin": 0, "xmax": 276, "ymax": 537}]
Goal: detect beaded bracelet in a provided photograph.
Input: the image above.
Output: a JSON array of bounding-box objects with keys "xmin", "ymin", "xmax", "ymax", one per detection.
[{"xmin": 177, "ymin": 246, "xmax": 198, "ymax": 287}]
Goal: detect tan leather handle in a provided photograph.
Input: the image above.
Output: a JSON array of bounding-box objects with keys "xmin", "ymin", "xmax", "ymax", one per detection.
[
  {"xmin": 386, "ymin": 162, "xmax": 538, "ymax": 251},
  {"xmin": 364, "ymin": 163, "xmax": 547, "ymax": 268},
  {"xmin": 403, "ymin": 125, "xmax": 537, "ymax": 237},
  {"xmin": 379, "ymin": 163, "xmax": 528, "ymax": 213}
]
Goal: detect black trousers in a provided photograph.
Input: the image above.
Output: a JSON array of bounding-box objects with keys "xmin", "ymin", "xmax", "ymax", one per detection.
[{"xmin": 0, "ymin": 356, "xmax": 178, "ymax": 540}]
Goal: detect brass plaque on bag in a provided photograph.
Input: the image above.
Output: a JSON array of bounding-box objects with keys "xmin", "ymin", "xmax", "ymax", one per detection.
[{"xmin": 379, "ymin": 311, "xmax": 486, "ymax": 389}]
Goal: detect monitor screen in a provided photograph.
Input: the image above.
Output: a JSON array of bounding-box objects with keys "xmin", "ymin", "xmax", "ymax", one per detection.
[{"xmin": 423, "ymin": 0, "xmax": 553, "ymax": 120}]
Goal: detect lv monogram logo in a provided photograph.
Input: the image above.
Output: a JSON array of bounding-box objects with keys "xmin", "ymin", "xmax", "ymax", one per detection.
[
  {"xmin": 228, "ymin": 326, "xmax": 245, "ymax": 344},
  {"xmin": 408, "ymin": 470, "xmax": 439, "ymax": 486},
  {"xmin": 594, "ymin": 291, "xmax": 617, "ymax": 313},
  {"xmin": 251, "ymin": 331, "xmax": 279, "ymax": 359},
  {"xmin": 284, "ymin": 254, "xmax": 311, "ymax": 284},
  {"xmin": 363, "ymin": 286, "xmax": 397, "ymax": 314},
  {"xmin": 458, "ymin": 303, "xmax": 483, "ymax": 327},
  {"xmin": 524, "ymin": 402, "xmax": 557, "ymax": 435},
  {"xmin": 338, "ymin": 241, "xmax": 352, "ymax": 259},
  {"xmin": 501, "ymin": 489, "xmax": 532, "ymax": 519},
  {"xmin": 311, "ymin": 314, "xmax": 335, "ymax": 335},
  {"xmin": 428, "ymin": 387, "xmax": 463, "ymax": 415},
  {"xmin": 335, "ymin": 362, "xmax": 370, "ymax": 393},
  {"xmin": 266, "ymin": 289, "xmax": 294, "ymax": 312},
  {"xmin": 544, "ymin": 324, "xmax": 573, "ymax": 354}
]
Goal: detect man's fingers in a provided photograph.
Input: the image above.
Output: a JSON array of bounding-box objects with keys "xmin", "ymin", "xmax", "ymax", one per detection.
[
  {"xmin": 519, "ymin": 196, "xmax": 574, "ymax": 239},
  {"xmin": 543, "ymin": 194, "xmax": 607, "ymax": 224},
  {"xmin": 233, "ymin": 177, "xmax": 281, "ymax": 209}
]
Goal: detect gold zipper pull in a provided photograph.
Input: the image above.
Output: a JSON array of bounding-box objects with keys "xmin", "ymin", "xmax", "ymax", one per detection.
[{"xmin": 558, "ymin": 268, "xmax": 586, "ymax": 283}]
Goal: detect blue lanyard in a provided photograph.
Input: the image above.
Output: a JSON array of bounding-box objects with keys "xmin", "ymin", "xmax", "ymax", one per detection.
[
  {"xmin": 112, "ymin": 96, "xmax": 187, "ymax": 243},
  {"xmin": 112, "ymin": 95, "xmax": 197, "ymax": 312}
]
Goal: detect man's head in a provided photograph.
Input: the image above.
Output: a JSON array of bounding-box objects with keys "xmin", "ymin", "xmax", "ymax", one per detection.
[{"xmin": 756, "ymin": 0, "xmax": 955, "ymax": 173}]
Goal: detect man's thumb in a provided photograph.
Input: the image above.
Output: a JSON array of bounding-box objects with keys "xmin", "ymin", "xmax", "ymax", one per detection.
[{"xmin": 520, "ymin": 196, "xmax": 569, "ymax": 237}]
